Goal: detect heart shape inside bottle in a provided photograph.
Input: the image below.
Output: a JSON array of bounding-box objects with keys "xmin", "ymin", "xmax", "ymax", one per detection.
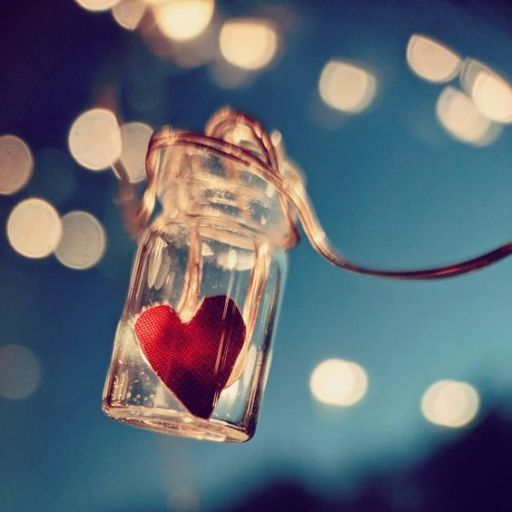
[{"xmin": 134, "ymin": 296, "xmax": 246, "ymax": 419}]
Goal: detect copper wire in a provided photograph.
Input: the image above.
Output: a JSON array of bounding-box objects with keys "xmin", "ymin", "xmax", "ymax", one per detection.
[{"xmin": 126, "ymin": 109, "xmax": 512, "ymax": 281}]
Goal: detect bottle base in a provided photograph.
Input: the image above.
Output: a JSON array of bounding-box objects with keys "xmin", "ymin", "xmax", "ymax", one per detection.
[{"xmin": 102, "ymin": 402, "xmax": 251, "ymax": 443}]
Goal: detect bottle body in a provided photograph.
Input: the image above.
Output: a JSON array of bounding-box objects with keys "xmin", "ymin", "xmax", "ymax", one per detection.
[{"xmin": 102, "ymin": 220, "xmax": 287, "ymax": 442}]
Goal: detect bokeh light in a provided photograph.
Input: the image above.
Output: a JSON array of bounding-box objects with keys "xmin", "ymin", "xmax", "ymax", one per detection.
[
  {"xmin": 0, "ymin": 345, "xmax": 41, "ymax": 400},
  {"xmin": 219, "ymin": 19, "xmax": 278, "ymax": 71},
  {"xmin": 310, "ymin": 358, "xmax": 368, "ymax": 407},
  {"xmin": 140, "ymin": 17, "xmax": 217, "ymax": 68},
  {"xmin": 75, "ymin": 0, "xmax": 121, "ymax": 12},
  {"xmin": 421, "ymin": 380, "xmax": 480, "ymax": 428},
  {"xmin": 218, "ymin": 379, "xmax": 241, "ymax": 409},
  {"xmin": 68, "ymin": 108, "xmax": 122, "ymax": 171},
  {"xmin": 112, "ymin": 0, "xmax": 146, "ymax": 30},
  {"xmin": 7, "ymin": 198, "xmax": 62, "ymax": 259},
  {"xmin": 55, "ymin": 211, "xmax": 107, "ymax": 270},
  {"xmin": 201, "ymin": 242, "xmax": 214, "ymax": 257},
  {"xmin": 436, "ymin": 86, "xmax": 501, "ymax": 146},
  {"xmin": 319, "ymin": 60, "xmax": 377, "ymax": 113},
  {"xmin": 0, "ymin": 135, "xmax": 33, "ymax": 195},
  {"xmin": 153, "ymin": 0, "xmax": 214, "ymax": 42},
  {"xmin": 217, "ymin": 248, "xmax": 255, "ymax": 271},
  {"xmin": 460, "ymin": 59, "xmax": 512, "ymax": 124},
  {"xmin": 406, "ymin": 34, "xmax": 461, "ymax": 83},
  {"xmin": 120, "ymin": 122, "xmax": 153, "ymax": 183}
]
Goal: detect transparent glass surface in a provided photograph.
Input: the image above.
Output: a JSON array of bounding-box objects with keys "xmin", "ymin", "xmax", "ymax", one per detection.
[
  {"xmin": 103, "ymin": 125, "xmax": 293, "ymax": 443},
  {"xmin": 103, "ymin": 220, "xmax": 287, "ymax": 442}
]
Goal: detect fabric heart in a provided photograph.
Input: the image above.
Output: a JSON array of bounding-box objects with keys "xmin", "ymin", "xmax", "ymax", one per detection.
[{"xmin": 134, "ymin": 295, "xmax": 246, "ymax": 419}]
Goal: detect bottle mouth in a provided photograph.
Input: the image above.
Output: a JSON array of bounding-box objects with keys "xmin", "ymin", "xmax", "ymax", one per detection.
[
  {"xmin": 151, "ymin": 141, "xmax": 296, "ymax": 249},
  {"xmin": 142, "ymin": 110, "xmax": 301, "ymax": 250}
]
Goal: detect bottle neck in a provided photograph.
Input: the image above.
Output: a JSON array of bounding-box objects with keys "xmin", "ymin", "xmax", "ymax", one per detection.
[{"xmin": 154, "ymin": 148, "xmax": 292, "ymax": 250}]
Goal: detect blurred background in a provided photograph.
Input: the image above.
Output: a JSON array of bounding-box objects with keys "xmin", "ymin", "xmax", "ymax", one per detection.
[{"xmin": 2, "ymin": 0, "xmax": 512, "ymax": 510}]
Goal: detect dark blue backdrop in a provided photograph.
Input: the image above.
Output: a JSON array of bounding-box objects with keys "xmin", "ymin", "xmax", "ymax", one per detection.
[{"xmin": 1, "ymin": 1, "xmax": 512, "ymax": 510}]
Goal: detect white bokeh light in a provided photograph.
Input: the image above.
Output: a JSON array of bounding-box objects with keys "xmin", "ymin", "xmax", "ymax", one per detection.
[
  {"xmin": 7, "ymin": 198, "xmax": 62, "ymax": 259},
  {"xmin": 436, "ymin": 86, "xmax": 501, "ymax": 146},
  {"xmin": 0, "ymin": 135, "xmax": 33, "ymax": 195},
  {"xmin": 153, "ymin": 0, "xmax": 214, "ymax": 41},
  {"xmin": 0, "ymin": 345, "xmax": 41, "ymax": 400},
  {"xmin": 219, "ymin": 19, "xmax": 278, "ymax": 70},
  {"xmin": 201, "ymin": 242, "xmax": 214, "ymax": 257},
  {"xmin": 460, "ymin": 59, "xmax": 512, "ymax": 124},
  {"xmin": 68, "ymin": 108, "xmax": 122, "ymax": 171},
  {"xmin": 310, "ymin": 358, "xmax": 368, "ymax": 407},
  {"xmin": 55, "ymin": 211, "xmax": 106, "ymax": 270},
  {"xmin": 217, "ymin": 248, "xmax": 255, "ymax": 271},
  {"xmin": 319, "ymin": 60, "xmax": 377, "ymax": 113},
  {"xmin": 406, "ymin": 34, "xmax": 461, "ymax": 83},
  {"xmin": 120, "ymin": 122, "xmax": 153, "ymax": 183},
  {"xmin": 112, "ymin": 0, "xmax": 146, "ymax": 30},
  {"xmin": 421, "ymin": 380, "xmax": 480, "ymax": 428}
]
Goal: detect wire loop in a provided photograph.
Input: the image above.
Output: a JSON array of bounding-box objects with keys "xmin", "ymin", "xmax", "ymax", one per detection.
[{"xmin": 121, "ymin": 108, "xmax": 512, "ymax": 280}]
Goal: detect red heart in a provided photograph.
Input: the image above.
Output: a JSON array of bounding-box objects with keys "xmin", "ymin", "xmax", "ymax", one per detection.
[{"xmin": 134, "ymin": 296, "xmax": 246, "ymax": 419}]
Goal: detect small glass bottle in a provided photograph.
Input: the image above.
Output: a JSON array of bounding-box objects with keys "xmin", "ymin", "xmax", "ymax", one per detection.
[
  {"xmin": 103, "ymin": 107, "xmax": 507, "ymax": 443},
  {"xmin": 102, "ymin": 133, "xmax": 291, "ymax": 442}
]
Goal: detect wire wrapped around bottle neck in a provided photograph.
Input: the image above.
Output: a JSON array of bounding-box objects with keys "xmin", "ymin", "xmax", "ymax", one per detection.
[{"xmin": 124, "ymin": 108, "xmax": 512, "ymax": 280}]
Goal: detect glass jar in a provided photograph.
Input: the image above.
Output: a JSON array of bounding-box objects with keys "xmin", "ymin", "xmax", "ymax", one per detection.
[{"xmin": 102, "ymin": 137, "xmax": 290, "ymax": 442}]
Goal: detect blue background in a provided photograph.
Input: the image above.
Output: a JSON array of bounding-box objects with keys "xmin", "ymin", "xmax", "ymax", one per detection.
[{"xmin": 1, "ymin": 1, "xmax": 512, "ymax": 510}]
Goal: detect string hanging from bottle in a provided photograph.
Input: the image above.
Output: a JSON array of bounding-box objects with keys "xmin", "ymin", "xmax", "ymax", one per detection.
[{"xmin": 115, "ymin": 108, "xmax": 512, "ymax": 281}]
